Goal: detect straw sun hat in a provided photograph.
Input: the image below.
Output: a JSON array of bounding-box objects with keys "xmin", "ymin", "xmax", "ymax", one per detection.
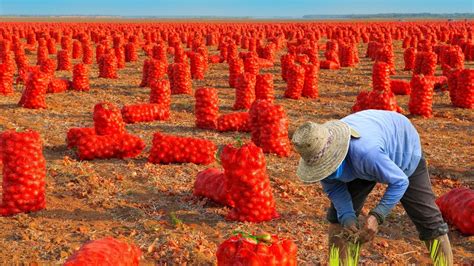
[{"xmin": 291, "ymin": 120, "xmax": 360, "ymax": 183}]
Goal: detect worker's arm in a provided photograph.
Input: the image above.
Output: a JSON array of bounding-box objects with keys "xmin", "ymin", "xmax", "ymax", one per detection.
[
  {"xmin": 321, "ymin": 178, "xmax": 357, "ymax": 227},
  {"xmin": 363, "ymin": 150, "xmax": 409, "ymax": 224}
]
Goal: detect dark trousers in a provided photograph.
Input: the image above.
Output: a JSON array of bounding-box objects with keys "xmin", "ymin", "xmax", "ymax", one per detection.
[{"xmin": 326, "ymin": 157, "xmax": 449, "ymax": 241}]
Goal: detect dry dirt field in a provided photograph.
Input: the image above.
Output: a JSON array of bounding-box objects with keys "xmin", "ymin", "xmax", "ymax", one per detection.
[{"xmin": 0, "ymin": 21, "xmax": 473, "ymax": 264}]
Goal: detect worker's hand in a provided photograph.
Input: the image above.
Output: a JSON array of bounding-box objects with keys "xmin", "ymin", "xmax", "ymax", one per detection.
[
  {"xmin": 341, "ymin": 219, "xmax": 359, "ymax": 242},
  {"xmin": 358, "ymin": 215, "xmax": 378, "ymax": 244}
]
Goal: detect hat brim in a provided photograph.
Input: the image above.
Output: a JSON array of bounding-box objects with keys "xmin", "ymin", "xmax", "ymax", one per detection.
[{"xmin": 296, "ymin": 121, "xmax": 357, "ymax": 183}]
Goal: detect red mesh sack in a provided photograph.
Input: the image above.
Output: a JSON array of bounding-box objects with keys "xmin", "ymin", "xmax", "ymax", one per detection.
[
  {"xmin": 255, "ymin": 73, "xmax": 274, "ymax": 102},
  {"xmin": 302, "ymin": 64, "xmax": 319, "ymax": 98},
  {"xmin": 403, "ymin": 47, "xmax": 416, "ymax": 71},
  {"xmin": 375, "ymin": 45, "xmax": 395, "ymax": 74},
  {"xmin": 217, "ymin": 233, "xmax": 297, "ymax": 266},
  {"xmin": 339, "ymin": 43, "xmax": 357, "ymax": 67},
  {"xmin": 448, "ymin": 69, "xmax": 462, "ymax": 107},
  {"xmin": 436, "ymin": 188, "xmax": 474, "ymax": 236},
  {"xmin": 19, "ymin": 70, "xmax": 49, "ymax": 109},
  {"xmin": 36, "ymin": 45, "xmax": 48, "ymax": 66},
  {"xmin": 114, "ymin": 46, "xmax": 125, "ymax": 69},
  {"xmin": 390, "ymin": 79, "xmax": 411, "ymax": 95},
  {"xmin": 64, "ymin": 237, "xmax": 141, "ymax": 266},
  {"xmin": 149, "ymin": 79, "xmax": 171, "ymax": 108},
  {"xmin": 319, "ymin": 60, "xmax": 340, "ymax": 70},
  {"xmin": 115, "ymin": 46, "xmax": 125, "ymax": 69},
  {"xmin": 234, "ymin": 73, "xmax": 256, "ymax": 110},
  {"xmin": 125, "ymin": 42, "xmax": 138, "ymax": 62},
  {"xmin": 243, "ymin": 53, "xmax": 260, "ymax": 75},
  {"xmin": 409, "ymin": 75, "xmax": 435, "ymax": 117},
  {"xmin": 40, "ymin": 58, "xmax": 56, "ymax": 77},
  {"xmin": 228, "ymin": 57, "xmax": 243, "ymax": 88},
  {"xmin": 372, "ymin": 61, "xmax": 391, "ymax": 92},
  {"xmin": 169, "ymin": 63, "xmax": 192, "ymax": 95},
  {"xmin": 284, "ymin": 64, "xmax": 305, "ymax": 99},
  {"xmin": 148, "ymin": 133, "xmax": 216, "ymax": 165},
  {"xmin": 451, "ymin": 69, "xmax": 474, "ymax": 109},
  {"xmin": 195, "ymin": 87, "xmax": 219, "ymax": 129},
  {"xmin": 47, "ymin": 78, "xmax": 70, "ymax": 93},
  {"xmin": 324, "ymin": 50, "xmax": 340, "ymax": 65},
  {"xmin": 191, "ymin": 52, "xmax": 206, "ymax": 80},
  {"xmin": 72, "ymin": 41, "xmax": 82, "ymax": 59},
  {"xmin": 46, "ymin": 38, "xmax": 57, "ymax": 54},
  {"xmin": 0, "ymin": 63, "xmax": 14, "ymax": 95},
  {"xmin": 249, "ymin": 100, "xmax": 272, "ymax": 146},
  {"xmin": 98, "ymin": 52, "xmax": 118, "ymax": 79},
  {"xmin": 0, "ymin": 130, "xmax": 46, "ymax": 216},
  {"xmin": 216, "ymin": 112, "xmax": 251, "ymax": 132},
  {"xmin": 193, "ymin": 168, "xmax": 233, "ymax": 207},
  {"xmin": 121, "ymin": 103, "xmax": 170, "ymax": 124},
  {"xmin": 145, "ymin": 59, "xmax": 167, "ymax": 87},
  {"xmin": 66, "ymin": 127, "xmax": 95, "ymax": 149},
  {"xmin": 414, "ymin": 52, "xmax": 437, "ymax": 76},
  {"xmin": 221, "ymin": 142, "xmax": 279, "ymax": 222},
  {"xmin": 82, "ymin": 44, "xmax": 94, "ymax": 65},
  {"xmin": 95, "ymin": 43, "xmax": 106, "ymax": 62},
  {"xmin": 57, "ymin": 50, "xmax": 71, "ymax": 71},
  {"xmin": 352, "ymin": 90, "xmax": 402, "ymax": 113},
  {"xmin": 72, "ymin": 63, "xmax": 90, "ymax": 91},
  {"xmin": 280, "ymin": 53, "xmax": 295, "ymax": 82},
  {"xmin": 258, "ymin": 105, "xmax": 291, "ymax": 157},
  {"xmin": 139, "ymin": 58, "xmax": 151, "ymax": 87},
  {"xmin": 93, "ymin": 102, "xmax": 126, "ymax": 135},
  {"xmin": 152, "ymin": 44, "xmax": 167, "ymax": 61},
  {"xmin": 75, "ymin": 133, "xmax": 144, "ymax": 160}
]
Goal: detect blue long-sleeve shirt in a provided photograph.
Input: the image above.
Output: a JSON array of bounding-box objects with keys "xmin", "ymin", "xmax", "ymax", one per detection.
[{"xmin": 321, "ymin": 110, "xmax": 422, "ymax": 226}]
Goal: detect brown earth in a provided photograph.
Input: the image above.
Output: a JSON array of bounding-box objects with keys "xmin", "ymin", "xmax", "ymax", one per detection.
[{"xmin": 0, "ymin": 32, "xmax": 473, "ymax": 264}]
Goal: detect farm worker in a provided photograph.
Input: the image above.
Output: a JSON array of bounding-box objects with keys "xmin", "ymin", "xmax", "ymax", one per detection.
[{"xmin": 291, "ymin": 110, "xmax": 453, "ymax": 264}]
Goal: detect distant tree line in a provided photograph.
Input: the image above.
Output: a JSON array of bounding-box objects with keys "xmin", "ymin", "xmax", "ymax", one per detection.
[{"xmin": 302, "ymin": 13, "xmax": 474, "ymax": 19}]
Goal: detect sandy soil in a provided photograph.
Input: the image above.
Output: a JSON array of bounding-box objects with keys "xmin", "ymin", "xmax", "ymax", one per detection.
[{"xmin": 0, "ymin": 29, "xmax": 473, "ymax": 264}]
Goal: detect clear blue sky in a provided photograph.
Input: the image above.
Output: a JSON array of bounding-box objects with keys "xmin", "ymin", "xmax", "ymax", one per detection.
[{"xmin": 0, "ymin": 0, "xmax": 472, "ymax": 17}]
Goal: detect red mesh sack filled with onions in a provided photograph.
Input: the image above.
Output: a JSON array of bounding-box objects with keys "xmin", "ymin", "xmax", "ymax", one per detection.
[
  {"xmin": 121, "ymin": 103, "xmax": 170, "ymax": 124},
  {"xmin": 390, "ymin": 79, "xmax": 411, "ymax": 95},
  {"xmin": 19, "ymin": 70, "xmax": 49, "ymax": 109},
  {"xmin": 284, "ymin": 63, "xmax": 305, "ymax": 99},
  {"xmin": 64, "ymin": 237, "xmax": 141, "ymax": 266},
  {"xmin": 57, "ymin": 49, "xmax": 71, "ymax": 71},
  {"xmin": 195, "ymin": 87, "xmax": 219, "ymax": 129},
  {"xmin": 217, "ymin": 232, "xmax": 297, "ymax": 266},
  {"xmin": 193, "ymin": 168, "xmax": 233, "ymax": 207},
  {"xmin": 93, "ymin": 102, "xmax": 126, "ymax": 135},
  {"xmin": 149, "ymin": 79, "xmax": 171, "ymax": 108},
  {"xmin": 436, "ymin": 188, "xmax": 474, "ymax": 236},
  {"xmin": 221, "ymin": 142, "xmax": 279, "ymax": 222},
  {"xmin": 302, "ymin": 63, "xmax": 319, "ymax": 98},
  {"xmin": 234, "ymin": 72, "xmax": 256, "ymax": 110},
  {"xmin": 0, "ymin": 130, "xmax": 46, "ymax": 217},
  {"xmin": 216, "ymin": 112, "xmax": 251, "ymax": 132},
  {"xmin": 72, "ymin": 63, "xmax": 90, "ymax": 91},
  {"xmin": 255, "ymin": 73, "xmax": 274, "ymax": 102},
  {"xmin": 148, "ymin": 133, "xmax": 216, "ymax": 165},
  {"xmin": 409, "ymin": 74, "xmax": 435, "ymax": 118},
  {"xmin": 169, "ymin": 63, "xmax": 192, "ymax": 95}
]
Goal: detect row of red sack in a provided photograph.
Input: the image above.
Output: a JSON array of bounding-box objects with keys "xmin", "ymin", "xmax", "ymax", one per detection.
[{"xmin": 64, "ymin": 233, "xmax": 297, "ymax": 266}]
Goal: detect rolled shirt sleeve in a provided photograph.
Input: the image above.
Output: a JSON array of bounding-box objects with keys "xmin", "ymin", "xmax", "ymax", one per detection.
[
  {"xmin": 363, "ymin": 150, "xmax": 410, "ymax": 223},
  {"xmin": 321, "ymin": 179, "xmax": 357, "ymax": 226}
]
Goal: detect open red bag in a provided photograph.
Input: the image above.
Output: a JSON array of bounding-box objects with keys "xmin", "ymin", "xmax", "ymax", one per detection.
[{"xmin": 217, "ymin": 232, "xmax": 297, "ymax": 266}]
